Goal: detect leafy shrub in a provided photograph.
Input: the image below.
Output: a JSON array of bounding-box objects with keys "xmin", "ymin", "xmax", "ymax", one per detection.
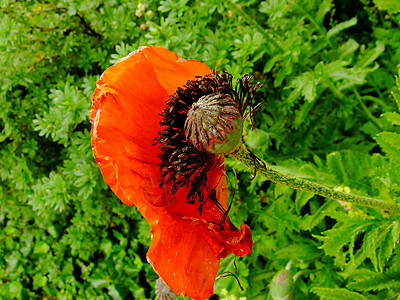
[{"xmin": 1, "ymin": 0, "xmax": 400, "ymax": 299}]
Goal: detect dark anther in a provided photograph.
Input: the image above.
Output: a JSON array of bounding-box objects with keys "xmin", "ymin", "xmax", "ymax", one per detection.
[
  {"xmin": 154, "ymin": 69, "xmax": 263, "ymax": 214},
  {"xmin": 218, "ymin": 169, "xmax": 237, "ymax": 229}
]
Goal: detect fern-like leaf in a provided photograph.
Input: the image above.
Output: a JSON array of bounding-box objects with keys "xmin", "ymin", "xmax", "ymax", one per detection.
[
  {"xmin": 311, "ymin": 287, "xmax": 368, "ymax": 300},
  {"xmin": 347, "ymin": 270, "xmax": 400, "ymax": 291}
]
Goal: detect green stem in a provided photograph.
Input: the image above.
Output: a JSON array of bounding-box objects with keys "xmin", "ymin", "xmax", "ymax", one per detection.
[
  {"xmin": 352, "ymin": 87, "xmax": 383, "ymax": 130},
  {"xmin": 230, "ymin": 144, "xmax": 400, "ymax": 216}
]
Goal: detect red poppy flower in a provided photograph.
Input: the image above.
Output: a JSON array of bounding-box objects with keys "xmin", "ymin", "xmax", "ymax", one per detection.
[{"xmin": 90, "ymin": 46, "xmax": 253, "ymax": 299}]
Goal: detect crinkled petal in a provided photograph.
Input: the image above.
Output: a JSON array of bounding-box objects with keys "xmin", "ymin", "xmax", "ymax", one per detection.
[
  {"xmin": 90, "ymin": 46, "xmax": 210, "ymax": 211},
  {"xmin": 90, "ymin": 46, "xmax": 252, "ymax": 299},
  {"xmin": 146, "ymin": 162, "xmax": 252, "ymax": 299},
  {"xmin": 147, "ymin": 217, "xmax": 219, "ymax": 299}
]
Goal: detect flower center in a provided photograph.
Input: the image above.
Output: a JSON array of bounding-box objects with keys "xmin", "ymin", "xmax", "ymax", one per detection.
[
  {"xmin": 155, "ymin": 70, "xmax": 262, "ymax": 206},
  {"xmin": 184, "ymin": 92, "xmax": 242, "ymax": 154}
]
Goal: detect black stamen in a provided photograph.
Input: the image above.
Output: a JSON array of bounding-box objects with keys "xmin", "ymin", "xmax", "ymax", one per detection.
[
  {"xmin": 154, "ymin": 69, "xmax": 263, "ymax": 215},
  {"xmin": 216, "ymin": 272, "xmax": 244, "ymax": 291},
  {"xmin": 220, "ymin": 169, "xmax": 238, "ymax": 229}
]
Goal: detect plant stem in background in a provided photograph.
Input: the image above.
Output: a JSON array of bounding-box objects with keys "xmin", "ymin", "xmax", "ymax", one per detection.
[{"xmin": 230, "ymin": 144, "xmax": 400, "ymax": 216}]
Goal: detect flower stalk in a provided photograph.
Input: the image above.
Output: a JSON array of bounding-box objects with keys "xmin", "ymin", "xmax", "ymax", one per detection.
[{"xmin": 230, "ymin": 144, "xmax": 400, "ymax": 216}]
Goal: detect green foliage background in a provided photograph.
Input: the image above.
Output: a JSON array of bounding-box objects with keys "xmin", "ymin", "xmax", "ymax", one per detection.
[{"xmin": 1, "ymin": 0, "xmax": 400, "ymax": 299}]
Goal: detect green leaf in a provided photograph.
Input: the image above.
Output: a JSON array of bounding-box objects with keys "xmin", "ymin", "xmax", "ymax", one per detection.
[
  {"xmin": 91, "ymin": 279, "xmax": 110, "ymax": 289},
  {"xmin": 377, "ymin": 221, "xmax": 400, "ymax": 270},
  {"xmin": 295, "ymin": 190, "xmax": 315, "ymax": 214},
  {"xmin": 357, "ymin": 41, "xmax": 385, "ymax": 68},
  {"xmin": 327, "ymin": 17, "xmax": 357, "ymax": 38},
  {"xmin": 259, "ymin": 0, "xmax": 289, "ymax": 17},
  {"xmin": 347, "ymin": 271, "xmax": 400, "ymax": 291},
  {"xmin": 327, "ymin": 152, "xmax": 347, "ymax": 184},
  {"xmin": 290, "ymin": 71, "xmax": 317, "ymax": 102},
  {"xmin": 375, "ymin": 132, "xmax": 400, "ymax": 160},
  {"xmin": 34, "ymin": 241, "xmax": 50, "ymax": 254},
  {"xmin": 372, "ymin": 0, "xmax": 400, "ymax": 12},
  {"xmin": 315, "ymin": 217, "xmax": 375, "ymax": 268},
  {"xmin": 100, "ymin": 239, "xmax": 113, "ymax": 259},
  {"xmin": 363, "ymin": 226, "xmax": 379, "ymax": 272},
  {"xmin": 275, "ymin": 243, "xmax": 320, "ymax": 261},
  {"xmin": 338, "ymin": 39, "xmax": 360, "ymax": 60},
  {"xmin": 322, "ymin": 60, "xmax": 377, "ymax": 89},
  {"xmin": 311, "ymin": 287, "xmax": 368, "ymax": 300},
  {"xmin": 393, "ymin": 70, "xmax": 400, "ymax": 110},
  {"xmin": 381, "ymin": 112, "xmax": 400, "ymax": 126},
  {"xmin": 33, "ymin": 273, "xmax": 48, "ymax": 289},
  {"xmin": 0, "ymin": 281, "xmax": 23, "ymax": 299},
  {"xmin": 316, "ymin": 0, "xmax": 333, "ymax": 23},
  {"xmin": 247, "ymin": 129, "xmax": 270, "ymax": 150}
]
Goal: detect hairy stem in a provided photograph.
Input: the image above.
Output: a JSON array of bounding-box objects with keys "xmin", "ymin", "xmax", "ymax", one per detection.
[{"xmin": 230, "ymin": 144, "xmax": 400, "ymax": 216}]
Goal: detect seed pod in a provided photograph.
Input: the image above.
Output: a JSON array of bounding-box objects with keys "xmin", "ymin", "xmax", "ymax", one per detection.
[
  {"xmin": 269, "ymin": 269, "xmax": 294, "ymax": 300},
  {"xmin": 184, "ymin": 92, "xmax": 243, "ymax": 154}
]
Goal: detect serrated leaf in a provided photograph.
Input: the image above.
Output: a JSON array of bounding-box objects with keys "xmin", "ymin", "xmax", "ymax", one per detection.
[
  {"xmin": 327, "ymin": 152, "xmax": 348, "ymax": 184},
  {"xmin": 325, "ymin": 210, "xmax": 371, "ymax": 223},
  {"xmin": 315, "ymin": 219, "xmax": 375, "ymax": 268},
  {"xmin": 291, "ymin": 71, "xmax": 317, "ymax": 102},
  {"xmin": 347, "ymin": 271, "xmax": 400, "ymax": 291},
  {"xmin": 372, "ymin": 0, "xmax": 400, "ymax": 12},
  {"xmin": 311, "ymin": 287, "xmax": 368, "ymax": 300},
  {"xmin": 377, "ymin": 221, "xmax": 400, "ymax": 270},
  {"xmin": 107, "ymin": 284, "xmax": 122, "ymax": 300},
  {"xmin": 363, "ymin": 226, "xmax": 379, "ymax": 272},
  {"xmin": 322, "ymin": 60, "xmax": 378, "ymax": 89},
  {"xmin": 381, "ymin": 112, "xmax": 400, "ymax": 126},
  {"xmin": 295, "ymin": 190, "xmax": 315, "ymax": 214},
  {"xmin": 375, "ymin": 132, "xmax": 400, "ymax": 160},
  {"xmin": 301, "ymin": 201, "xmax": 337, "ymax": 231}
]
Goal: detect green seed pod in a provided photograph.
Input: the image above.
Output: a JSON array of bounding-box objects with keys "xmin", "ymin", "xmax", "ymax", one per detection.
[
  {"xmin": 184, "ymin": 92, "xmax": 243, "ymax": 155},
  {"xmin": 209, "ymin": 117, "xmax": 243, "ymax": 154},
  {"xmin": 269, "ymin": 269, "xmax": 294, "ymax": 300}
]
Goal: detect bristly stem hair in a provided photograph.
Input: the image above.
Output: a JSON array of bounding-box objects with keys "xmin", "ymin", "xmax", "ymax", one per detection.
[{"xmin": 230, "ymin": 144, "xmax": 400, "ymax": 216}]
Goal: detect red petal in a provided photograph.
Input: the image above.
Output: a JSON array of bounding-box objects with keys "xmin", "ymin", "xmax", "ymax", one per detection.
[
  {"xmin": 91, "ymin": 46, "xmax": 210, "ymax": 210},
  {"xmin": 147, "ymin": 217, "xmax": 220, "ymax": 299},
  {"xmin": 90, "ymin": 46, "xmax": 252, "ymax": 299}
]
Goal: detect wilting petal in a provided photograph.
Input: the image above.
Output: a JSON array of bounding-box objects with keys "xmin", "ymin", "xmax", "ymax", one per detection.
[{"xmin": 90, "ymin": 46, "xmax": 252, "ymax": 299}]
